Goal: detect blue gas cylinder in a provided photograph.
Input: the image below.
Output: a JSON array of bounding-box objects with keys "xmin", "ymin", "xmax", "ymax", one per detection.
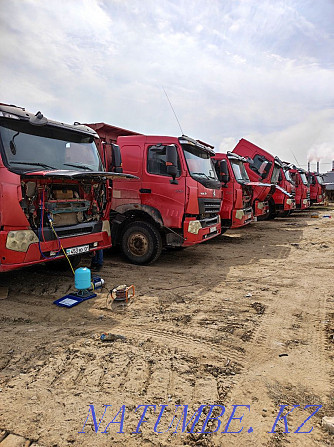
[{"xmin": 75, "ymin": 267, "xmax": 91, "ymax": 290}]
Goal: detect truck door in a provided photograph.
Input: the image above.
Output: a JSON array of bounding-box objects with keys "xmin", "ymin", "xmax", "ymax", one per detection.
[{"xmin": 141, "ymin": 143, "xmax": 186, "ymax": 228}]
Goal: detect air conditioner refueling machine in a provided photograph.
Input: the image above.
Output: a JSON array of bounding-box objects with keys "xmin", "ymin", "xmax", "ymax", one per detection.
[{"xmin": 53, "ymin": 267, "xmax": 104, "ymax": 308}]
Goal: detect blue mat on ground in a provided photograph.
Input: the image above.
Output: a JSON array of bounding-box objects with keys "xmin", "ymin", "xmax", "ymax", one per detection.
[{"xmin": 53, "ymin": 292, "xmax": 97, "ymax": 308}]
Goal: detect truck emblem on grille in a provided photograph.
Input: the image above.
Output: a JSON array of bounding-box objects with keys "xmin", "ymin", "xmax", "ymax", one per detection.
[{"xmin": 213, "ymin": 190, "xmax": 216, "ymax": 197}]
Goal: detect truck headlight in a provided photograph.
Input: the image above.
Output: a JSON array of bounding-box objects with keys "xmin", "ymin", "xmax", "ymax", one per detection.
[
  {"xmin": 286, "ymin": 199, "xmax": 293, "ymax": 205},
  {"xmin": 102, "ymin": 220, "xmax": 111, "ymax": 236},
  {"xmin": 6, "ymin": 230, "xmax": 38, "ymax": 252},
  {"xmin": 188, "ymin": 220, "xmax": 202, "ymax": 235},
  {"xmin": 257, "ymin": 202, "xmax": 264, "ymax": 209},
  {"xmin": 235, "ymin": 210, "xmax": 244, "ymax": 220}
]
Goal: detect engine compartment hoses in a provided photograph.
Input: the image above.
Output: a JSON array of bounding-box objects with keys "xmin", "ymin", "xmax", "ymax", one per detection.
[
  {"xmin": 37, "ymin": 190, "xmax": 75, "ymax": 276},
  {"xmin": 48, "ymin": 215, "xmax": 75, "ymax": 276},
  {"xmin": 38, "ymin": 192, "xmax": 61, "ymax": 260}
]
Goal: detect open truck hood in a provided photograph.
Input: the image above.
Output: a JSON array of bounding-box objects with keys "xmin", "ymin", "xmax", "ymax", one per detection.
[
  {"xmin": 22, "ymin": 169, "xmax": 138, "ymax": 181},
  {"xmin": 275, "ymin": 184, "xmax": 293, "ymax": 197},
  {"xmin": 247, "ymin": 182, "xmax": 292, "ymax": 198},
  {"xmin": 247, "ymin": 182, "xmax": 273, "ymax": 188}
]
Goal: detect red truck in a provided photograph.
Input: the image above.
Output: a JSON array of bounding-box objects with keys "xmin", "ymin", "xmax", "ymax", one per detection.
[
  {"xmin": 0, "ymin": 104, "xmax": 134, "ymax": 273},
  {"xmin": 232, "ymin": 139, "xmax": 291, "ymax": 219},
  {"xmin": 212, "ymin": 152, "xmax": 253, "ymax": 231},
  {"xmin": 271, "ymin": 166, "xmax": 296, "ymax": 217},
  {"xmin": 87, "ymin": 123, "xmax": 222, "ymax": 264},
  {"xmin": 285, "ymin": 165, "xmax": 310, "ymax": 210},
  {"xmin": 307, "ymin": 171, "xmax": 326, "ymax": 204}
]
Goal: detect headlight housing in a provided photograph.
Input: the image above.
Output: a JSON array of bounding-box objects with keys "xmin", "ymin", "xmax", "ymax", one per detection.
[
  {"xmin": 6, "ymin": 230, "xmax": 38, "ymax": 252},
  {"xmin": 188, "ymin": 220, "xmax": 202, "ymax": 235},
  {"xmin": 102, "ymin": 220, "xmax": 111, "ymax": 236}
]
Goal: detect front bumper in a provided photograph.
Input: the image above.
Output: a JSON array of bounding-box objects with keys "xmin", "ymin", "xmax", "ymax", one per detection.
[
  {"xmin": 284, "ymin": 197, "xmax": 296, "ymax": 210},
  {"xmin": 254, "ymin": 200, "xmax": 269, "ymax": 217},
  {"xmin": 231, "ymin": 207, "xmax": 253, "ymax": 228},
  {"xmin": 301, "ymin": 198, "xmax": 310, "ymax": 209},
  {"xmin": 182, "ymin": 215, "xmax": 221, "ymax": 246},
  {"xmin": 311, "ymin": 195, "xmax": 325, "ymax": 205},
  {"xmin": 0, "ymin": 227, "xmax": 111, "ymax": 272}
]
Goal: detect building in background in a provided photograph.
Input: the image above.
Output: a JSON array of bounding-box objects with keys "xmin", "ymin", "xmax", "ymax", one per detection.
[{"xmin": 323, "ymin": 161, "xmax": 334, "ymax": 200}]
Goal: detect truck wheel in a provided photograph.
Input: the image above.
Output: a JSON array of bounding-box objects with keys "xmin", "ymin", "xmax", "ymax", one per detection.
[
  {"xmin": 267, "ymin": 199, "xmax": 277, "ymax": 220},
  {"xmin": 121, "ymin": 221, "xmax": 162, "ymax": 265}
]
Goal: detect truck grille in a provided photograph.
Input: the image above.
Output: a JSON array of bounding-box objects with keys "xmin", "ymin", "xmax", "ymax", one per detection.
[
  {"xmin": 36, "ymin": 221, "xmax": 102, "ymax": 241},
  {"xmin": 198, "ymin": 198, "xmax": 221, "ymax": 215},
  {"xmin": 200, "ymin": 215, "xmax": 220, "ymax": 228}
]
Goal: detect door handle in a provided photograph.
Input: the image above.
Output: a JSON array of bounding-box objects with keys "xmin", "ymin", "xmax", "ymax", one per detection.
[{"xmin": 139, "ymin": 188, "xmax": 151, "ymax": 194}]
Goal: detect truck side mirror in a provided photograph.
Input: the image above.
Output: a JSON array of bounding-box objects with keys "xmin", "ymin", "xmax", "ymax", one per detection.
[
  {"xmin": 166, "ymin": 144, "xmax": 178, "ymax": 184},
  {"xmin": 218, "ymin": 159, "xmax": 230, "ymax": 183},
  {"xmin": 111, "ymin": 144, "xmax": 123, "ymax": 173}
]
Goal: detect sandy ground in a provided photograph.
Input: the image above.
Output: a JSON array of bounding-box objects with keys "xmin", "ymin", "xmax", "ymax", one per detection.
[{"xmin": 0, "ymin": 207, "xmax": 333, "ymax": 447}]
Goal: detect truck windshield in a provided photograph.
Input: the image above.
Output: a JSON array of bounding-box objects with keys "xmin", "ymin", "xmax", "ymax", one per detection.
[
  {"xmin": 271, "ymin": 164, "xmax": 280, "ymax": 183},
  {"xmin": 284, "ymin": 169, "xmax": 294, "ymax": 183},
  {"xmin": 0, "ymin": 118, "xmax": 102, "ymax": 173},
  {"xmin": 316, "ymin": 175, "xmax": 324, "ymax": 185},
  {"xmin": 182, "ymin": 143, "xmax": 220, "ymax": 188},
  {"xmin": 300, "ymin": 173, "xmax": 308, "ymax": 185},
  {"xmin": 231, "ymin": 160, "xmax": 249, "ymax": 183}
]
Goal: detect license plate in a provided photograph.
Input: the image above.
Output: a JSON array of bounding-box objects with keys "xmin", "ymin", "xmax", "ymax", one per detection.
[
  {"xmin": 66, "ymin": 244, "xmax": 89, "ymax": 256},
  {"xmin": 209, "ymin": 226, "xmax": 217, "ymax": 233}
]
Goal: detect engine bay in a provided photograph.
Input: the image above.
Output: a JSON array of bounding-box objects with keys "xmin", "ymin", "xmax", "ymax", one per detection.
[{"xmin": 20, "ymin": 178, "xmax": 107, "ymax": 230}]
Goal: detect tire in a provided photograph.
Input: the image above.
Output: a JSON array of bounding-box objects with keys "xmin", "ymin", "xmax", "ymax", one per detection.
[
  {"xmin": 121, "ymin": 221, "xmax": 162, "ymax": 265},
  {"xmin": 265, "ymin": 199, "xmax": 277, "ymax": 220}
]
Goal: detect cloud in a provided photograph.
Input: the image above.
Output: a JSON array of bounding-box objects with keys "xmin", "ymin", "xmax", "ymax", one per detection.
[
  {"xmin": 0, "ymin": 0, "xmax": 333, "ymax": 169},
  {"xmin": 219, "ymin": 109, "xmax": 334, "ymax": 170}
]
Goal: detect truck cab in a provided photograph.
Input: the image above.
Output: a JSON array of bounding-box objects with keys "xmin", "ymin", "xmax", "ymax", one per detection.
[
  {"xmin": 212, "ymin": 152, "xmax": 253, "ymax": 230},
  {"xmin": 0, "ymin": 104, "xmax": 134, "ymax": 272},
  {"xmin": 307, "ymin": 171, "xmax": 326, "ymax": 204},
  {"xmin": 232, "ymin": 139, "xmax": 283, "ymax": 219},
  {"xmin": 287, "ymin": 166, "xmax": 310, "ymax": 209},
  {"xmin": 86, "ymin": 123, "xmax": 222, "ymax": 264},
  {"xmin": 271, "ymin": 166, "xmax": 296, "ymax": 216}
]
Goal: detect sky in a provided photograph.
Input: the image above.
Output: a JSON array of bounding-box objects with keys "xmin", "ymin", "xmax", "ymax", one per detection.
[{"xmin": 1, "ymin": 0, "xmax": 334, "ymax": 171}]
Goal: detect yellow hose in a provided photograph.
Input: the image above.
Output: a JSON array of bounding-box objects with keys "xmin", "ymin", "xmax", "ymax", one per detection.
[{"xmin": 49, "ymin": 219, "xmax": 75, "ymax": 275}]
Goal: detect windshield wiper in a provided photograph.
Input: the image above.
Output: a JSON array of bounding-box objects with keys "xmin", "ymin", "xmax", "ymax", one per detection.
[
  {"xmin": 63, "ymin": 163, "xmax": 93, "ymax": 171},
  {"xmin": 10, "ymin": 161, "xmax": 56, "ymax": 170},
  {"xmin": 192, "ymin": 172, "xmax": 210, "ymax": 180}
]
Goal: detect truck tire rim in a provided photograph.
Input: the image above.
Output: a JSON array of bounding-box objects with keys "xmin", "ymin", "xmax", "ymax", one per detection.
[{"xmin": 128, "ymin": 232, "xmax": 149, "ymax": 256}]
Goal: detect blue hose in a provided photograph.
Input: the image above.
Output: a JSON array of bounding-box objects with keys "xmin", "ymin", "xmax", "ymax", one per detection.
[{"xmin": 37, "ymin": 193, "xmax": 61, "ymax": 259}]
